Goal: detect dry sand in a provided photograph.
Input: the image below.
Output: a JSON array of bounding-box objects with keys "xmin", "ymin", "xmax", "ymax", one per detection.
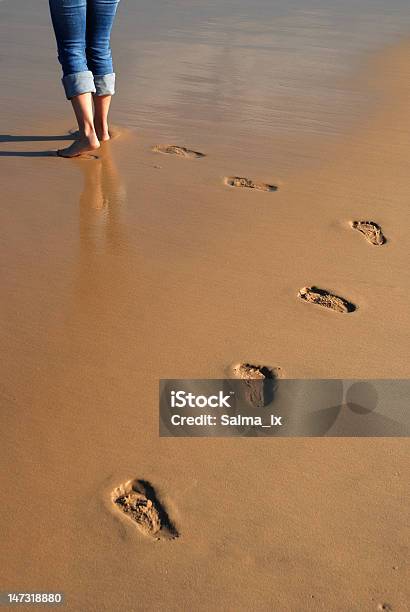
[{"xmin": 1, "ymin": 18, "xmax": 410, "ymax": 612}]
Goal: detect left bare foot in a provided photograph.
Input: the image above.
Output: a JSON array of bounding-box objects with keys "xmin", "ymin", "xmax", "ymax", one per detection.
[{"xmin": 57, "ymin": 133, "xmax": 100, "ymax": 158}]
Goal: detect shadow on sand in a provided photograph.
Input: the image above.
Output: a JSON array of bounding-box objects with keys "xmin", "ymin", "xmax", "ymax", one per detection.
[{"xmin": 0, "ymin": 132, "xmax": 76, "ymax": 157}]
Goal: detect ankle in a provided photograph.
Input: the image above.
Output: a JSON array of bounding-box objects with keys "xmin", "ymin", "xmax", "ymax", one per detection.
[
  {"xmin": 95, "ymin": 119, "xmax": 109, "ymax": 136},
  {"xmin": 80, "ymin": 124, "xmax": 97, "ymax": 139},
  {"xmin": 98, "ymin": 131, "xmax": 110, "ymax": 142},
  {"xmin": 84, "ymin": 131, "xmax": 100, "ymax": 147},
  {"xmin": 78, "ymin": 131, "xmax": 100, "ymax": 151}
]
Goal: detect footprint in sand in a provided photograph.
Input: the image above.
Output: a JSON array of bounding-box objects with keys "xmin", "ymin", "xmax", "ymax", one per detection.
[
  {"xmin": 351, "ymin": 220, "xmax": 386, "ymax": 246},
  {"xmin": 224, "ymin": 176, "xmax": 278, "ymax": 192},
  {"xmin": 232, "ymin": 363, "xmax": 282, "ymax": 408},
  {"xmin": 75, "ymin": 154, "xmax": 100, "ymax": 160},
  {"xmin": 153, "ymin": 144, "xmax": 205, "ymax": 159},
  {"xmin": 55, "ymin": 151, "xmax": 99, "ymax": 160},
  {"xmin": 298, "ymin": 286, "xmax": 356, "ymax": 313},
  {"xmin": 112, "ymin": 479, "xmax": 179, "ymax": 540},
  {"xmin": 232, "ymin": 363, "xmax": 281, "ymax": 380}
]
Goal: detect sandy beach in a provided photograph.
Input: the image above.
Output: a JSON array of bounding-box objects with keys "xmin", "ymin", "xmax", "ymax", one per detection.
[{"xmin": 1, "ymin": 0, "xmax": 410, "ymax": 610}]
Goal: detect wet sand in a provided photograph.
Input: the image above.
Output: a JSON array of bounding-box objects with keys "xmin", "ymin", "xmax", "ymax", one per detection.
[{"xmin": 1, "ymin": 1, "xmax": 410, "ymax": 611}]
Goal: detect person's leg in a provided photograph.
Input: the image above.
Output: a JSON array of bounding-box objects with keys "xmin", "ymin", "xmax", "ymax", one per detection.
[
  {"xmin": 58, "ymin": 93, "xmax": 100, "ymax": 157},
  {"xmin": 49, "ymin": 0, "xmax": 100, "ymax": 157},
  {"xmin": 86, "ymin": 0, "xmax": 120, "ymax": 141},
  {"xmin": 93, "ymin": 95, "xmax": 112, "ymax": 142}
]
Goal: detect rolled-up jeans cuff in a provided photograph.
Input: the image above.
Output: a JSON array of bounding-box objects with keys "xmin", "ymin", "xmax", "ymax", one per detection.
[
  {"xmin": 94, "ymin": 73, "xmax": 116, "ymax": 96},
  {"xmin": 62, "ymin": 71, "xmax": 96, "ymax": 99}
]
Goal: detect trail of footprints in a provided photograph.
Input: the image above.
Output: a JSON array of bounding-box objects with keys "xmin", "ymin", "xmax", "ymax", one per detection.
[
  {"xmin": 109, "ymin": 144, "xmax": 388, "ymax": 538},
  {"xmin": 152, "ymin": 141, "xmax": 387, "ymax": 314}
]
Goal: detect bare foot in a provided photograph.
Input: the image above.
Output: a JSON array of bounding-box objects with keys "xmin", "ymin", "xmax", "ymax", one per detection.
[
  {"xmin": 57, "ymin": 133, "xmax": 100, "ymax": 158},
  {"xmin": 96, "ymin": 131, "xmax": 110, "ymax": 142},
  {"xmin": 95, "ymin": 123, "xmax": 110, "ymax": 142}
]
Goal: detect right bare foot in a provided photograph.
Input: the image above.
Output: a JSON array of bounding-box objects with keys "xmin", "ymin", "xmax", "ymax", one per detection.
[
  {"xmin": 57, "ymin": 133, "xmax": 100, "ymax": 158},
  {"xmin": 95, "ymin": 122, "xmax": 110, "ymax": 142},
  {"xmin": 96, "ymin": 130, "xmax": 110, "ymax": 142}
]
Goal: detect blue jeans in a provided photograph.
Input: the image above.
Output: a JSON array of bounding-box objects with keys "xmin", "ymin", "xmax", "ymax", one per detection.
[{"xmin": 49, "ymin": 0, "xmax": 120, "ymax": 100}]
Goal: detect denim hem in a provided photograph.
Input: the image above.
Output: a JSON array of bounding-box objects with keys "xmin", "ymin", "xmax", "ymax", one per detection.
[
  {"xmin": 94, "ymin": 73, "xmax": 116, "ymax": 96},
  {"xmin": 62, "ymin": 70, "xmax": 96, "ymax": 99}
]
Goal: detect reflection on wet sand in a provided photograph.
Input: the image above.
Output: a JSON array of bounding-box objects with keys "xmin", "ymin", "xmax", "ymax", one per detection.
[
  {"xmin": 71, "ymin": 144, "xmax": 129, "ymax": 315},
  {"xmin": 78, "ymin": 145, "xmax": 127, "ymax": 249}
]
